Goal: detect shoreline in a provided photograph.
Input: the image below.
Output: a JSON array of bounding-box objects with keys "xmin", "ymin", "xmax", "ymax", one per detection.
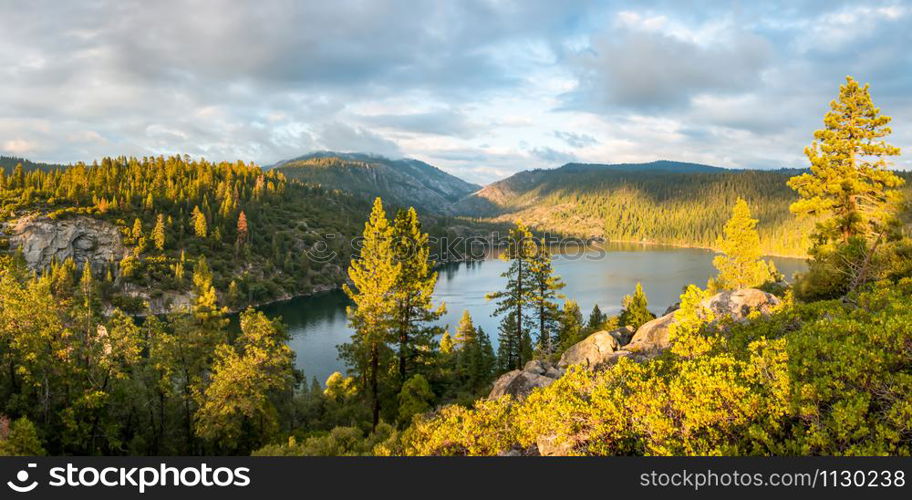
[
  {"xmin": 243, "ymin": 240, "xmax": 807, "ymax": 312},
  {"xmin": 593, "ymin": 238, "xmax": 808, "ymax": 260}
]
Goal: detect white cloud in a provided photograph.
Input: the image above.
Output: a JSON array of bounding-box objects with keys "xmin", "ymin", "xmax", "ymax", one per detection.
[{"xmin": 0, "ymin": 0, "xmax": 909, "ymax": 181}]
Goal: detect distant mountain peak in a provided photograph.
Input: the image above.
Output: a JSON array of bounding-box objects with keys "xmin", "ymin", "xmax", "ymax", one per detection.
[
  {"xmin": 557, "ymin": 160, "xmax": 728, "ymax": 174},
  {"xmin": 269, "ymin": 151, "xmax": 480, "ymax": 214}
]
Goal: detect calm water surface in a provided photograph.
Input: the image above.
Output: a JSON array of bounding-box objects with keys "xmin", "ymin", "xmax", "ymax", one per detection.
[{"xmin": 257, "ymin": 243, "xmax": 806, "ymax": 384}]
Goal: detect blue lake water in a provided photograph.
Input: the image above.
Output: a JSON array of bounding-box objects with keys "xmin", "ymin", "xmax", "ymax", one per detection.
[{"xmin": 257, "ymin": 243, "xmax": 806, "ymax": 385}]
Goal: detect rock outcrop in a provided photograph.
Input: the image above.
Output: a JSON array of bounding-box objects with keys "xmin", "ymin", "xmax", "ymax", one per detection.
[
  {"xmin": 8, "ymin": 215, "xmax": 126, "ymax": 271},
  {"xmin": 609, "ymin": 325, "xmax": 636, "ymax": 346},
  {"xmin": 702, "ymin": 288, "xmax": 781, "ymax": 320},
  {"xmin": 625, "ymin": 313, "xmax": 677, "ymax": 353},
  {"xmin": 488, "ymin": 360, "xmax": 562, "ymax": 399},
  {"xmin": 558, "ymin": 326, "xmax": 634, "ymax": 369},
  {"xmin": 626, "ymin": 288, "xmax": 781, "ymax": 354}
]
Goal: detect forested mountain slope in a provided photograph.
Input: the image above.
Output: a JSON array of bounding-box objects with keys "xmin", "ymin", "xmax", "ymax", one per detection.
[
  {"xmin": 0, "ymin": 156, "xmax": 369, "ymax": 313},
  {"xmin": 455, "ymin": 161, "xmax": 912, "ymax": 257},
  {"xmin": 271, "ymin": 152, "xmax": 480, "ymax": 214},
  {"xmin": 0, "ymin": 155, "xmax": 65, "ymax": 173}
]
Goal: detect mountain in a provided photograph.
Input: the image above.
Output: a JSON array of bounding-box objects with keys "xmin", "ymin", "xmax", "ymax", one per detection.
[
  {"xmin": 454, "ymin": 160, "xmax": 735, "ymax": 218},
  {"xmin": 269, "ymin": 152, "xmax": 480, "ymax": 214},
  {"xmin": 453, "ymin": 161, "xmax": 823, "ymax": 256},
  {"xmin": 0, "ymin": 155, "xmax": 66, "ymax": 172},
  {"xmin": 454, "ymin": 159, "xmax": 911, "ymax": 256},
  {"xmin": 558, "ymin": 160, "xmax": 729, "ymax": 174}
]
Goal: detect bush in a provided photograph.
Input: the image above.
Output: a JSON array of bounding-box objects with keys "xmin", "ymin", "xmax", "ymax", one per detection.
[{"xmin": 391, "ymin": 279, "xmax": 912, "ymax": 456}]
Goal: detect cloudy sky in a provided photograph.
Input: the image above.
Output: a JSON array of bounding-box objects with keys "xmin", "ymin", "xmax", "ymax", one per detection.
[{"xmin": 2, "ymin": 0, "xmax": 911, "ymax": 184}]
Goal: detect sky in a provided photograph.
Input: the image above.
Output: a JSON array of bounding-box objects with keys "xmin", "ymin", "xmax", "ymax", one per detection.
[{"xmin": 1, "ymin": 0, "xmax": 911, "ymax": 184}]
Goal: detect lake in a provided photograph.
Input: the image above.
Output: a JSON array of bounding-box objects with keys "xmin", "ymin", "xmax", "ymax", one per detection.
[{"xmin": 256, "ymin": 242, "xmax": 806, "ymax": 385}]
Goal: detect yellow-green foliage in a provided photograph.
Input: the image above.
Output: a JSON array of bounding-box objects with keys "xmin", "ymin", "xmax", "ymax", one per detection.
[
  {"xmin": 397, "ymin": 397, "xmax": 518, "ymax": 456},
  {"xmin": 789, "ymin": 76, "xmax": 904, "ymax": 245},
  {"xmin": 394, "ymin": 279, "xmax": 912, "ymax": 456},
  {"xmin": 709, "ymin": 198, "xmax": 775, "ymax": 291},
  {"xmin": 254, "ymin": 424, "xmax": 396, "ymax": 457}
]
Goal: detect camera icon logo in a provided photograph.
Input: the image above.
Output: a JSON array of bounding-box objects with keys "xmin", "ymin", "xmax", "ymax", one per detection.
[{"xmin": 7, "ymin": 463, "xmax": 38, "ymax": 493}]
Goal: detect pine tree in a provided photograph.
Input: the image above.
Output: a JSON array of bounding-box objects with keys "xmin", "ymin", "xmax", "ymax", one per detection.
[
  {"xmin": 236, "ymin": 211, "xmax": 249, "ymax": 247},
  {"xmin": 487, "ymin": 222, "xmax": 537, "ymax": 369},
  {"xmin": 152, "ymin": 213, "xmax": 166, "ymax": 251},
  {"xmin": 194, "ymin": 309, "xmax": 293, "ymax": 452},
  {"xmin": 390, "ymin": 207, "xmax": 443, "ymax": 382},
  {"xmin": 709, "ymin": 198, "xmax": 774, "ymax": 291},
  {"xmin": 556, "ymin": 300, "xmax": 584, "ymax": 351},
  {"xmin": 12, "ymin": 163, "xmax": 24, "ymax": 189},
  {"xmin": 789, "ymin": 76, "xmax": 904, "ymax": 245},
  {"xmin": 340, "ymin": 197, "xmax": 400, "ymax": 428},
  {"xmin": 191, "ymin": 256, "xmax": 226, "ymax": 322},
  {"xmin": 587, "ymin": 304, "xmax": 607, "ymax": 331},
  {"xmin": 439, "ymin": 331, "xmax": 454, "ymax": 355},
  {"xmin": 227, "ymin": 280, "xmax": 240, "ymax": 308},
  {"xmin": 454, "ymin": 310, "xmax": 476, "ymax": 347},
  {"xmin": 496, "ymin": 312, "xmax": 519, "ymax": 372},
  {"xmin": 76, "ymin": 262, "xmax": 99, "ymax": 335},
  {"xmin": 131, "ymin": 218, "xmax": 143, "ymax": 241},
  {"xmin": 0, "ymin": 418, "xmax": 46, "ymax": 456},
  {"xmin": 454, "ymin": 310, "xmax": 478, "ymax": 384},
  {"xmin": 174, "ymin": 249, "xmax": 186, "ymax": 281},
  {"xmin": 529, "ymin": 242, "xmax": 565, "ymax": 354},
  {"xmin": 618, "ymin": 282, "xmax": 655, "ymax": 330},
  {"xmin": 397, "ymin": 374, "xmax": 434, "ymax": 424},
  {"xmin": 474, "ymin": 326, "xmax": 496, "ymax": 384},
  {"xmin": 192, "ymin": 205, "xmax": 207, "ymax": 238}
]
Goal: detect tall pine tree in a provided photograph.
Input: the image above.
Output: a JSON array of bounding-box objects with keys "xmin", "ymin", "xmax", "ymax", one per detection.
[
  {"xmin": 789, "ymin": 77, "xmax": 905, "ymax": 298},
  {"xmin": 487, "ymin": 222, "xmax": 537, "ymax": 370},
  {"xmin": 390, "ymin": 207, "xmax": 443, "ymax": 383},
  {"xmin": 789, "ymin": 76, "xmax": 904, "ymax": 246},
  {"xmin": 340, "ymin": 197, "xmax": 399, "ymax": 428},
  {"xmin": 529, "ymin": 242, "xmax": 565, "ymax": 354}
]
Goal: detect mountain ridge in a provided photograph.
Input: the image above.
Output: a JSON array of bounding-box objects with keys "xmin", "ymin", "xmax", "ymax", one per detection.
[{"xmin": 269, "ymin": 151, "xmax": 480, "ymax": 214}]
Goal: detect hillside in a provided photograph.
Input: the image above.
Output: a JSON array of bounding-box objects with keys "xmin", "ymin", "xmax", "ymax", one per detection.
[
  {"xmin": 0, "ymin": 156, "xmax": 370, "ymax": 314},
  {"xmin": 455, "ymin": 161, "xmax": 912, "ymax": 257},
  {"xmin": 271, "ymin": 152, "xmax": 480, "ymax": 214}
]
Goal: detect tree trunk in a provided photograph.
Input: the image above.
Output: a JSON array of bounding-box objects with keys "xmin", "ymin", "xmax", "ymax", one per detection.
[
  {"xmin": 370, "ymin": 342, "xmax": 380, "ymax": 430},
  {"xmin": 539, "ymin": 282, "xmax": 547, "ymax": 353},
  {"xmin": 516, "ymin": 259, "xmax": 523, "ymax": 370},
  {"xmin": 399, "ymin": 296, "xmax": 410, "ymax": 383}
]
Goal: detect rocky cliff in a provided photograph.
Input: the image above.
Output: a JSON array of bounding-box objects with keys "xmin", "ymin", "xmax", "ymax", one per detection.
[{"xmin": 6, "ymin": 214, "xmax": 126, "ymax": 271}]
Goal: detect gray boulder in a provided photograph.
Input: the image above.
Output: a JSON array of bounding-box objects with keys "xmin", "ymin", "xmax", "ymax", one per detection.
[
  {"xmin": 701, "ymin": 288, "xmax": 781, "ymax": 321},
  {"xmin": 558, "ymin": 328, "xmax": 632, "ymax": 369},
  {"xmin": 625, "ymin": 313, "xmax": 676, "ymax": 353},
  {"xmin": 522, "ymin": 359, "xmax": 550, "ymax": 375},
  {"xmin": 488, "ymin": 369, "xmax": 556, "ymax": 399}
]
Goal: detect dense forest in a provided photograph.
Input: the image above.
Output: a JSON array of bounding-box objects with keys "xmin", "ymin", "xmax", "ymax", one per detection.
[
  {"xmin": 459, "ymin": 164, "xmax": 912, "ymax": 257},
  {"xmin": 0, "ymin": 155, "xmax": 369, "ymax": 313}
]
